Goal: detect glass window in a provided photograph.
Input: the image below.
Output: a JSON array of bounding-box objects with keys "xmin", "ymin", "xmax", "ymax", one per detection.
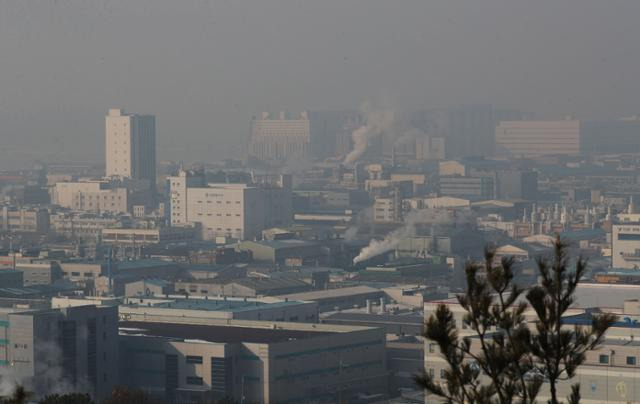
[
  {"xmin": 186, "ymin": 376, "xmax": 203, "ymax": 385},
  {"xmin": 599, "ymin": 354, "xmax": 609, "ymax": 364},
  {"xmin": 627, "ymin": 356, "xmax": 636, "ymax": 365},
  {"xmin": 186, "ymin": 355, "xmax": 203, "ymax": 364}
]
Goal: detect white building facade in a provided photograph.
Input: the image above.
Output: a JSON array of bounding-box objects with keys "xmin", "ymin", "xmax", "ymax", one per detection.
[
  {"xmin": 612, "ymin": 223, "xmax": 640, "ymax": 269},
  {"xmin": 52, "ymin": 181, "xmax": 128, "ymax": 214},
  {"xmin": 168, "ymin": 170, "xmax": 291, "ymax": 241}
]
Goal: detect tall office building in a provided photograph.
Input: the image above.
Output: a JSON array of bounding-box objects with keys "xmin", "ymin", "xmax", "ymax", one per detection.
[
  {"xmin": 105, "ymin": 109, "xmax": 156, "ymax": 186},
  {"xmin": 495, "ymin": 119, "xmax": 580, "ymax": 158}
]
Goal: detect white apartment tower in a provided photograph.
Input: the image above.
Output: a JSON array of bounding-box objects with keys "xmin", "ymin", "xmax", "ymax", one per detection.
[{"xmin": 105, "ymin": 108, "xmax": 156, "ymax": 186}]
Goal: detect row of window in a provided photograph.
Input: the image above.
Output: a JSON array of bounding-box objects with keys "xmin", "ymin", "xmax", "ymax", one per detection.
[
  {"xmin": 599, "ymin": 354, "xmax": 637, "ymax": 365},
  {"xmin": 196, "ymin": 213, "xmax": 241, "ymax": 217},
  {"xmin": 62, "ymin": 272, "xmax": 95, "ymax": 278},
  {"xmin": 196, "ymin": 200, "xmax": 241, "ymax": 204}
]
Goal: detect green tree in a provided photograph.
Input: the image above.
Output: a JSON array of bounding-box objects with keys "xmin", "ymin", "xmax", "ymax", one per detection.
[
  {"xmin": 38, "ymin": 393, "xmax": 93, "ymax": 404},
  {"xmin": 526, "ymin": 237, "xmax": 616, "ymax": 404},
  {"xmin": 416, "ymin": 238, "xmax": 616, "ymax": 404},
  {"xmin": 415, "ymin": 248, "xmax": 540, "ymax": 404},
  {"xmin": 1, "ymin": 385, "xmax": 31, "ymax": 404},
  {"xmin": 101, "ymin": 386, "xmax": 165, "ymax": 404}
]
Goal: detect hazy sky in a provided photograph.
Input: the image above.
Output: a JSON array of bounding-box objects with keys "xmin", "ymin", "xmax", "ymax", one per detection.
[{"xmin": 1, "ymin": 0, "xmax": 639, "ymax": 168}]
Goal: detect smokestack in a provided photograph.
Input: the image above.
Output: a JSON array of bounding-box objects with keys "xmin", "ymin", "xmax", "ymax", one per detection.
[{"xmin": 629, "ymin": 196, "xmax": 637, "ymax": 214}]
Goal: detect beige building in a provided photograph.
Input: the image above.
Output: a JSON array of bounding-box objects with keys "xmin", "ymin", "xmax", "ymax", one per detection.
[
  {"xmin": 52, "ymin": 181, "xmax": 129, "ymax": 213},
  {"xmin": 101, "ymin": 227, "xmax": 196, "ymax": 246},
  {"xmin": 612, "ymin": 223, "xmax": 640, "ymax": 269},
  {"xmin": 0, "ymin": 206, "xmax": 49, "ymax": 233},
  {"xmin": 495, "ymin": 120, "xmax": 580, "ymax": 157},
  {"xmin": 168, "ymin": 170, "xmax": 292, "ymax": 241},
  {"xmin": 50, "ymin": 211, "xmax": 128, "ymax": 240},
  {"xmin": 105, "ymin": 108, "xmax": 156, "ymax": 186},
  {"xmin": 248, "ymin": 111, "xmax": 311, "ymax": 164}
]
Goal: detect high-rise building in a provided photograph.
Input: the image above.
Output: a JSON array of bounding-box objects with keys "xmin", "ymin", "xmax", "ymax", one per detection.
[
  {"xmin": 105, "ymin": 109, "xmax": 156, "ymax": 186},
  {"xmin": 495, "ymin": 120, "xmax": 580, "ymax": 158},
  {"xmin": 248, "ymin": 112, "xmax": 311, "ymax": 164}
]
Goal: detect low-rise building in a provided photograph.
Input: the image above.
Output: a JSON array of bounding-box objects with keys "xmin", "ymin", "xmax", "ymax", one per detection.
[
  {"xmin": 51, "ymin": 180, "xmax": 129, "ymax": 213},
  {"xmin": 50, "ymin": 212, "xmax": 129, "ymax": 240},
  {"xmin": 236, "ymin": 239, "xmax": 324, "ymax": 266},
  {"xmin": 276, "ymin": 286, "xmax": 385, "ymax": 312},
  {"xmin": 119, "ymin": 295, "xmax": 318, "ymax": 323},
  {"xmin": 1, "ymin": 303, "xmax": 119, "ymax": 400},
  {"xmin": 15, "ymin": 262, "xmax": 62, "ymax": 286},
  {"xmin": 124, "ymin": 279, "xmax": 174, "ymax": 297},
  {"xmin": 118, "ymin": 316, "xmax": 387, "ymax": 403},
  {"xmin": 0, "ymin": 206, "xmax": 50, "ymax": 233},
  {"xmin": 612, "ymin": 223, "xmax": 640, "ymax": 269},
  {"xmin": 101, "ymin": 227, "xmax": 196, "ymax": 246},
  {"xmin": 174, "ymin": 277, "xmax": 312, "ymax": 298},
  {"xmin": 60, "ymin": 261, "xmax": 106, "ymax": 286}
]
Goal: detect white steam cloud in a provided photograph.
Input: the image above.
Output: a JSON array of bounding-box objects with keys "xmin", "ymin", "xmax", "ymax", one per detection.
[
  {"xmin": 343, "ymin": 102, "xmax": 429, "ymax": 165},
  {"xmin": 352, "ymin": 208, "xmax": 473, "ymax": 264},
  {"xmin": 344, "ymin": 227, "xmax": 359, "ymax": 241},
  {"xmin": 344, "ymin": 106, "xmax": 397, "ymax": 165},
  {"xmin": 0, "ymin": 330, "xmax": 91, "ymax": 399}
]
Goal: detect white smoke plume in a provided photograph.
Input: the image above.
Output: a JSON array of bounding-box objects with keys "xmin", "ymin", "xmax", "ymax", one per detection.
[
  {"xmin": 343, "ymin": 103, "xmax": 399, "ymax": 165},
  {"xmin": 352, "ymin": 219, "xmax": 417, "ymax": 264},
  {"xmin": 0, "ymin": 366, "xmax": 19, "ymax": 398},
  {"xmin": 352, "ymin": 208, "xmax": 474, "ymax": 264},
  {"xmin": 0, "ymin": 329, "xmax": 91, "ymax": 400},
  {"xmin": 344, "ymin": 227, "xmax": 359, "ymax": 241},
  {"xmin": 343, "ymin": 102, "xmax": 431, "ymax": 165}
]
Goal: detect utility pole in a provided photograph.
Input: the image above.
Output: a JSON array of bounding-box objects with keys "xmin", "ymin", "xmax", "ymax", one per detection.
[{"xmin": 8, "ymin": 234, "xmax": 15, "ymax": 270}]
